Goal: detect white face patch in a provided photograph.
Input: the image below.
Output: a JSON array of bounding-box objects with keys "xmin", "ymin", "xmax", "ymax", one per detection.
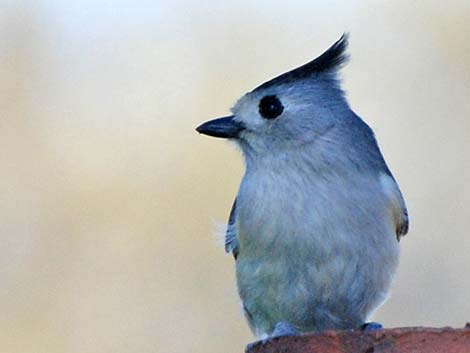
[{"xmin": 231, "ymin": 93, "xmax": 266, "ymax": 131}]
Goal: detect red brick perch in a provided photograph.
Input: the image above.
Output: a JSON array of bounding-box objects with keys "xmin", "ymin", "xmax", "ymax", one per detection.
[{"xmin": 246, "ymin": 324, "xmax": 470, "ymax": 353}]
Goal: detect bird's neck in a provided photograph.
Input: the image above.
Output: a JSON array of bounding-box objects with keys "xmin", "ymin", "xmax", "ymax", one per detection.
[{"xmin": 243, "ymin": 142, "xmax": 353, "ymax": 181}]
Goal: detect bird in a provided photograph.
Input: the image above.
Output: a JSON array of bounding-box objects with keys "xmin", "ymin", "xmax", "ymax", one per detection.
[{"xmin": 196, "ymin": 34, "xmax": 408, "ymax": 340}]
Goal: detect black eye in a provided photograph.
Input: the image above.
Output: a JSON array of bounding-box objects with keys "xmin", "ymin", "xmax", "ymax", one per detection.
[{"xmin": 259, "ymin": 95, "xmax": 284, "ymax": 120}]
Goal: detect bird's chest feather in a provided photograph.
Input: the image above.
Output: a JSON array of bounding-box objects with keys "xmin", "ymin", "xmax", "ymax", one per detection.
[
  {"xmin": 236, "ymin": 168, "xmax": 381, "ymax": 258},
  {"xmin": 235, "ymin": 166, "xmax": 398, "ymax": 288},
  {"xmin": 234, "ymin": 168, "xmax": 399, "ymax": 332}
]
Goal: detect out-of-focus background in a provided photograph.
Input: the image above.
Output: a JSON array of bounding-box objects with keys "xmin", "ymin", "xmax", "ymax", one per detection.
[{"xmin": 1, "ymin": 1, "xmax": 469, "ymax": 352}]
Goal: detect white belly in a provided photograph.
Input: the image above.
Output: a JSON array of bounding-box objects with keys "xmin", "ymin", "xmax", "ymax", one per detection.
[{"xmin": 235, "ymin": 171, "xmax": 399, "ymax": 337}]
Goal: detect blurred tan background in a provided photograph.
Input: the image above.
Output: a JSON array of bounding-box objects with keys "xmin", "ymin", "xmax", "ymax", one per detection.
[{"xmin": 1, "ymin": 1, "xmax": 469, "ymax": 352}]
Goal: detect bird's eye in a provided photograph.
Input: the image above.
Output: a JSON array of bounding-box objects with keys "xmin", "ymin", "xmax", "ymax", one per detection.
[{"xmin": 259, "ymin": 95, "xmax": 284, "ymax": 120}]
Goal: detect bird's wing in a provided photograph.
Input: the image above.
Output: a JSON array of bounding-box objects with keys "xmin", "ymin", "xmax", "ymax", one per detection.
[
  {"xmin": 380, "ymin": 173, "xmax": 409, "ymax": 241},
  {"xmin": 225, "ymin": 198, "xmax": 239, "ymax": 259}
]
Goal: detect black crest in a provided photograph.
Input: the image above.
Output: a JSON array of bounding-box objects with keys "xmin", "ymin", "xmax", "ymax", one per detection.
[{"xmin": 254, "ymin": 33, "xmax": 349, "ymax": 91}]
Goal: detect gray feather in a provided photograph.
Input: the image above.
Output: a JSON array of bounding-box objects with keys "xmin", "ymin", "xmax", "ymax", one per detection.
[{"xmin": 225, "ymin": 198, "xmax": 239, "ymax": 259}]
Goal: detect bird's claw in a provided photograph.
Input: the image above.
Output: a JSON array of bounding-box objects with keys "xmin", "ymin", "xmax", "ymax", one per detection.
[
  {"xmin": 246, "ymin": 321, "xmax": 298, "ymax": 352},
  {"xmin": 361, "ymin": 322, "xmax": 383, "ymax": 331}
]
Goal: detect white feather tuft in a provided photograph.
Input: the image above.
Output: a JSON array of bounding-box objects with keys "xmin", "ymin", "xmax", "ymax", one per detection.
[{"xmin": 211, "ymin": 217, "xmax": 228, "ymax": 249}]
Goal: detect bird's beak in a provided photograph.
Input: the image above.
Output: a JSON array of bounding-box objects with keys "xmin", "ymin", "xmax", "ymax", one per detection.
[{"xmin": 196, "ymin": 116, "xmax": 245, "ymax": 139}]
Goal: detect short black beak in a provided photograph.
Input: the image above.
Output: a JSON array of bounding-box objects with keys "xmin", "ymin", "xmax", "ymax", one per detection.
[{"xmin": 196, "ymin": 116, "xmax": 245, "ymax": 138}]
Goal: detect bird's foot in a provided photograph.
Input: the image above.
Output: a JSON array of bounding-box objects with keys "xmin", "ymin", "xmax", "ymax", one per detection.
[
  {"xmin": 271, "ymin": 321, "xmax": 298, "ymax": 337},
  {"xmin": 246, "ymin": 322, "xmax": 298, "ymax": 352},
  {"xmin": 361, "ymin": 322, "xmax": 383, "ymax": 331}
]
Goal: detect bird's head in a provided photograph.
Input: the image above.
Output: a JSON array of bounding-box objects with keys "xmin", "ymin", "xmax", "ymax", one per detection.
[{"xmin": 197, "ymin": 34, "xmax": 354, "ymax": 162}]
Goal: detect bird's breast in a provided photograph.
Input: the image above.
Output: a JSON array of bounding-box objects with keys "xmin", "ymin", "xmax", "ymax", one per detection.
[{"xmin": 236, "ymin": 168, "xmax": 397, "ymax": 261}]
